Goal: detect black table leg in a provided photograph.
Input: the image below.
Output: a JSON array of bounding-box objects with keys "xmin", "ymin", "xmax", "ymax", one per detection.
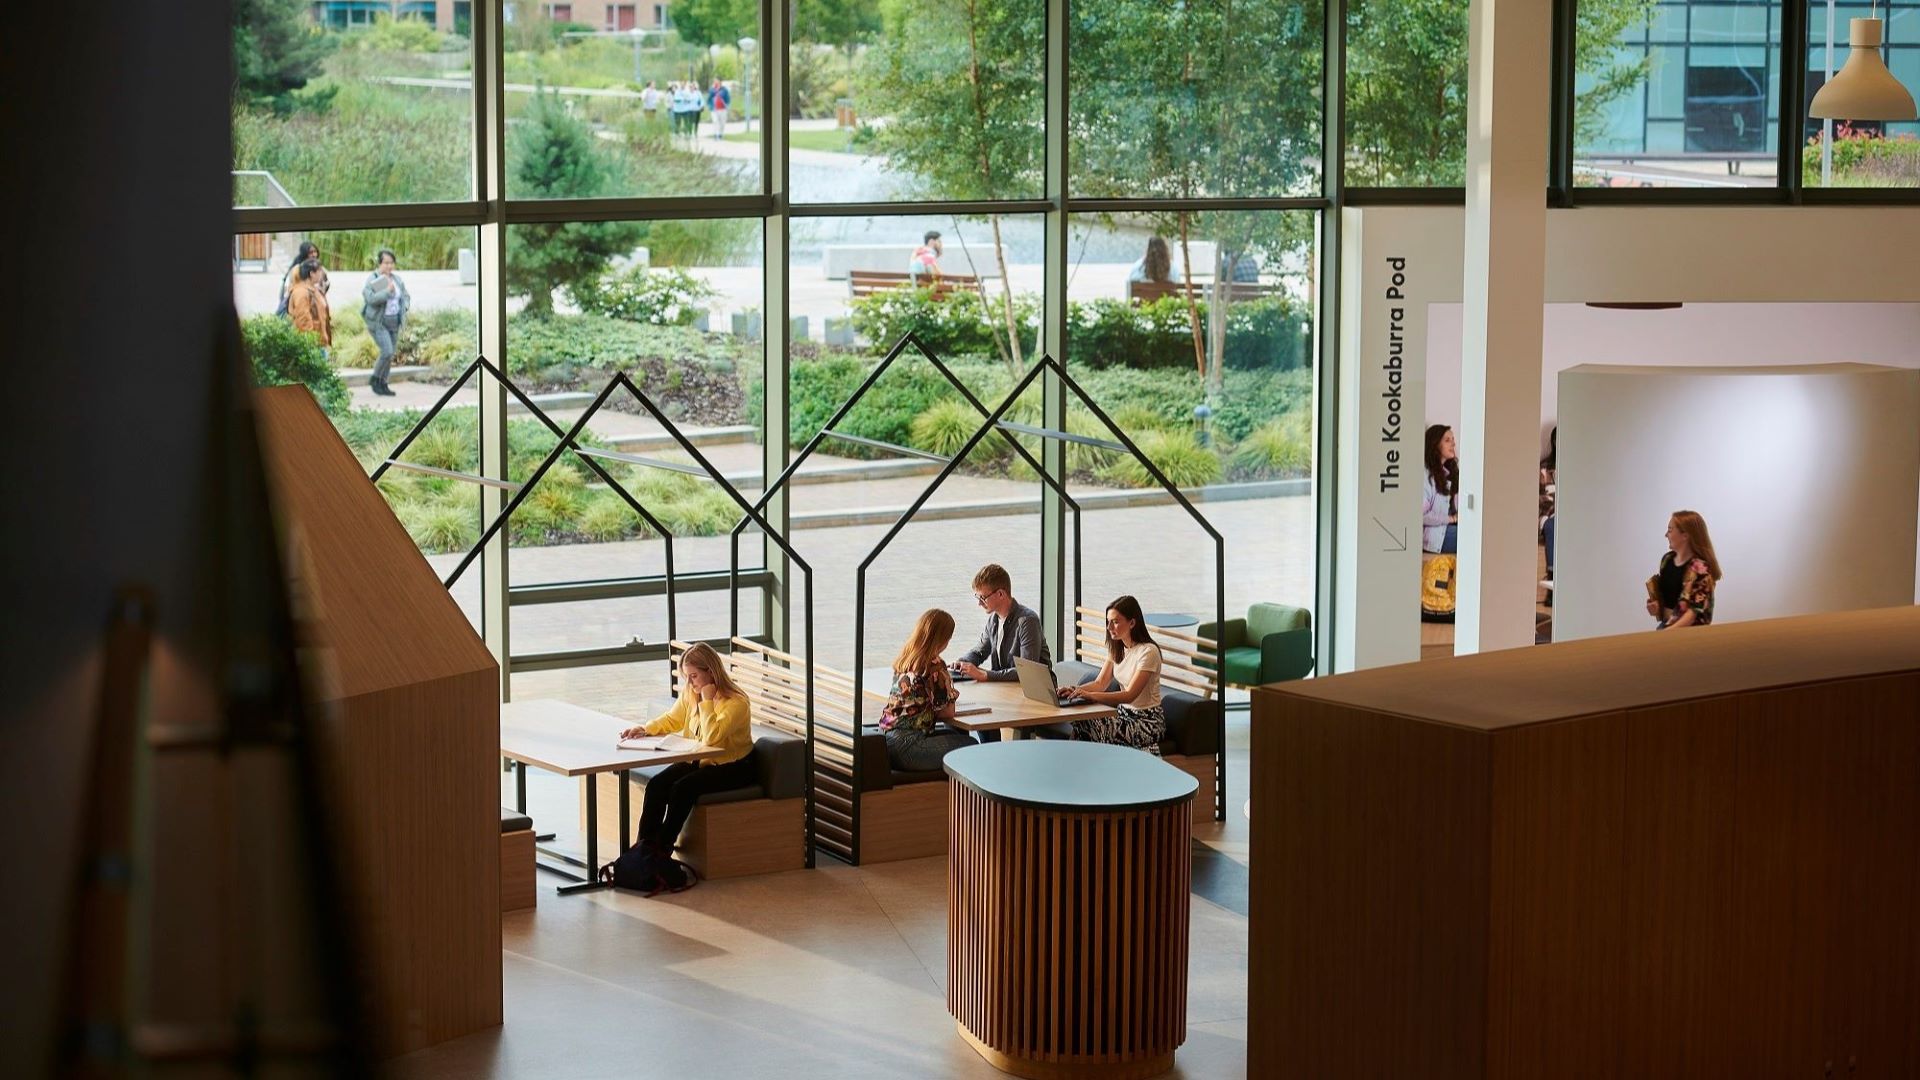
[
  {"xmin": 556, "ymin": 774, "xmax": 612, "ymax": 895},
  {"xmin": 618, "ymin": 769, "xmax": 631, "ymax": 848},
  {"xmin": 515, "ymin": 761, "xmax": 527, "ymax": 814}
]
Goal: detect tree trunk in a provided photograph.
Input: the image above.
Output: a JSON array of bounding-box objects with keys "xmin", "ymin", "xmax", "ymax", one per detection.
[
  {"xmin": 1208, "ymin": 250, "xmax": 1231, "ymax": 399},
  {"xmin": 963, "ymin": 0, "xmax": 1020, "ymax": 372},
  {"xmin": 1176, "ymin": 213, "xmax": 1205, "ymax": 379},
  {"xmin": 989, "ymin": 214, "xmax": 1023, "ymax": 371}
]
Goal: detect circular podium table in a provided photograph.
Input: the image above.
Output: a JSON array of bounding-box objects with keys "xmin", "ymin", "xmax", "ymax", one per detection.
[{"xmin": 943, "ymin": 742, "xmax": 1198, "ymax": 1080}]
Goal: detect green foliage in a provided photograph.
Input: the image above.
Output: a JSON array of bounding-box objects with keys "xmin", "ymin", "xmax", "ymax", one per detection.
[
  {"xmin": 850, "ymin": 288, "xmax": 1040, "ymax": 359},
  {"xmin": 244, "ymin": 315, "xmax": 349, "ymax": 414},
  {"xmin": 574, "ymin": 266, "xmax": 717, "ymax": 326},
  {"xmin": 339, "ymin": 14, "xmax": 446, "ymax": 55},
  {"xmin": 232, "ymin": 0, "xmax": 335, "ymax": 112},
  {"xmin": 910, "ymin": 399, "xmax": 984, "ymax": 457},
  {"xmin": 398, "ymin": 499, "xmax": 479, "ymax": 553},
  {"xmin": 667, "ymin": 0, "xmax": 758, "ymax": 46},
  {"xmin": 1099, "ymin": 429, "xmax": 1222, "ymax": 489},
  {"xmin": 1068, "ymin": 0, "xmax": 1322, "ymax": 199},
  {"xmin": 578, "ymin": 493, "xmax": 641, "ymax": 542},
  {"xmin": 1231, "ymin": 413, "xmax": 1313, "ymax": 477},
  {"xmin": 1068, "ymin": 297, "xmax": 1199, "ymax": 371},
  {"xmin": 1345, "ymin": 0, "xmax": 1469, "ymax": 185},
  {"xmin": 1572, "ymin": 0, "xmax": 1656, "ymax": 147},
  {"xmin": 232, "ymin": 77, "xmax": 472, "ymax": 218},
  {"xmin": 506, "ymin": 89, "xmax": 646, "ymax": 315},
  {"xmin": 1805, "ymin": 130, "xmax": 1920, "ymax": 187},
  {"xmin": 798, "ymin": 0, "xmax": 882, "ymax": 51}
]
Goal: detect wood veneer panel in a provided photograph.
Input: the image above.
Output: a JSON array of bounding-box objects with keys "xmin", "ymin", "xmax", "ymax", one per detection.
[
  {"xmin": 1615, "ymin": 699, "xmax": 1740, "ymax": 1077},
  {"xmin": 861, "ymin": 781, "xmax": 950, "ymax": 863},
  {"xmin": 1249, "ymin": 691, "xmax": 1492, "ymax": 1080},
  {"xmin": 1487, "ymin": 714, "xmax": 1628, "ymax": 1080},
  {"xmin": 1270, "ymin": 606, "xmax": 1920, "ymax": 732}
]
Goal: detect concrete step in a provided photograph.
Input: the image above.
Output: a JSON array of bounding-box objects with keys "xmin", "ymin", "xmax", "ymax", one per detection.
[
  {"xmin": 606, "ymin": 424, "xmax": 761, "ymax": 451},
  {"xmin": 340, "ymin": 365, "xmax": 428, "ymax": 387},
  {"xmin": 580, "ymin": 454, "xmax": 944, "ymax": 494}
]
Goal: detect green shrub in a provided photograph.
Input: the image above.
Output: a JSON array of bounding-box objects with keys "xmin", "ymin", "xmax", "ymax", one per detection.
[
  {"xmin": 573, "ymin": 265, "xmax": 716, "ymax": 326},
  {"xmin": 578, "ymin": 493, "xmax": 638, "ymax": 541},
  {"xmin": 1222, "ymin": 298, "xmax": 1311, "ymax": 372},
  {"xmin": 1099, "ymin": 429, "xmax": 1222, "ymax": 489},
  {"xmin": 849, "ymin": 287, "xmax": 1038, "ymax": 359},
  {"xmin": 407, "ymin": 424, "xmax": 472, "ymax": 471},
  {"xmin": 1805, "ymin": 130, "xmax": 1920, "ymax": 187},
  {"xmin": 910, "ymin": 398, "xmax": 983, "ymax": 457},
  {"xmin": 398, "ymin": 500, "xmax": 478, "ymax": 552},
  {"xmin": 1068, "ymin": 297, "xmax": 1198, "ymax": 371},
  {"xmin": 1231, "ymin": 413, "xmax": 1313, "ymax": 477},
  {"xmin": 245, "ymin": 314, "xmax": 349, "ymax": 414}
]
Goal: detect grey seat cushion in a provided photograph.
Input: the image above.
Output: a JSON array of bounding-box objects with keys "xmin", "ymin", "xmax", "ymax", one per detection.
[
  {"xmin": 1160, "ymin": 687, "xmax": 1222, "ymax": 758},
  {"xmin": 859, "ymin": 723, "xmax": 961, "ymax": 787},
  {"xmin": 501, "ymin": 807, "xmax": 533, "ymax": 833}
]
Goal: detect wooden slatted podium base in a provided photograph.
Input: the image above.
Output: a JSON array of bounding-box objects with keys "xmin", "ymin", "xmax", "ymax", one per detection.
[{"xmin": 945, "ymin": 744, "xmax": 1194, "ymax": 1079}]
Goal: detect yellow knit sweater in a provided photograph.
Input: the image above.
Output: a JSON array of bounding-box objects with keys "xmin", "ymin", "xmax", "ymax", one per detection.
[{"xmin": 645, "ymin": 690, "xmax": 753, "ymax": 766}]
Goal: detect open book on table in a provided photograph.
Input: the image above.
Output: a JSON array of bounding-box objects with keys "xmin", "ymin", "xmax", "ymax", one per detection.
[{"xmin": 617, "ymin": 733, "xmax": 705, "ymax": 753}]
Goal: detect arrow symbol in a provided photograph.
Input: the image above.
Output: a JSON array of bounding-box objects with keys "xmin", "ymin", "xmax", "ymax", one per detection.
[{"xmin": 1372, "ymin": 516, "xmax": 1408, "ymax": 552}]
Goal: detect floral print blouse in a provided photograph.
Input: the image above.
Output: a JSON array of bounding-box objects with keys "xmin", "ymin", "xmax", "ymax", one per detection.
[
  {"xmin": 879, "ymin": 662, "xmax": 954, "ymax": 735},
  {"xmin": 1651, "ymin": 550, "xmax": 1715, "ymax": 627}
]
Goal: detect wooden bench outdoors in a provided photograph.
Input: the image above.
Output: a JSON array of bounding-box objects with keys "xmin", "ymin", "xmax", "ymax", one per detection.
[
  {"xmin": 1128, "ymin": 279, "xmax": 1285, "ymax": 305},
  {"xmin": 1071, "ymin": 606, "xmax": 1224, "ymax": 825},
  {"xmin": 588, "ymin": 638, "xmax": 823, "ymax": 878},
  {"xmin": 848, "ymin": 269, "xmax": 989, "ymax": 303}
]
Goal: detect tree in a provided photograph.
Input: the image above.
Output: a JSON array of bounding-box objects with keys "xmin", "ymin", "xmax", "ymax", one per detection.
[
  {"xmin": 505, "ymin": 90, "xmax": 645, "ymax": 317},
  {"xmin": 797, "ymin": 0, "xmax": 882, "ymax": 52},
  {"xmin": 1069, "ymin": 0, "xmax": 1322, "ymax": 395},
  {"xmin": 858, "ymin": 0, "xmax": 1044, "ymax": 370},
  {"xmin": 232, "ymin": 0, "xmax": 335, "ymax": 113},
  {"xmin": 1345, "ymin": 0, "xmax": 1653, "ymax": 185},
  {"xmin": 668, "ymin": 0, "xmax": 758, "ymax": 47}
]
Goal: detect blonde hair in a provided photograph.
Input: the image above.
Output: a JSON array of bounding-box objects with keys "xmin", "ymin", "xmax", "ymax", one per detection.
[
  {"xmin": 893, "ymin": 608, "xmax": 956, "ymax": 675},
  {"xmin": 677, "ymin": 641, "xmax": 743, "ymax": 699},
  {"xmin": 1670, "ymin": 510, "xmax": 1722, "ymax": 581}
]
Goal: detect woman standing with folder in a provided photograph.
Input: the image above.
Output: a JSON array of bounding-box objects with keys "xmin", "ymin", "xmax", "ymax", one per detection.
[{"xmin": 618, "ymin": 642, "xmax": 756, "ymax": 851}]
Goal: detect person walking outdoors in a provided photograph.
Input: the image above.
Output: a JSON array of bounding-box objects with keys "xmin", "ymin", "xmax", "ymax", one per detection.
[
  {"xmin": 286, "ymin": 257, "xmax": 332, "ymax": 358},
  {"xmin": 1645, "ymin": 510, "xmax": 1721, "ymax": 629},
  {"xmin": 640, "ymin": 80, "xmax": 661, "ymax": 127},
  {"xmin": 360, "ymin": 248, "xmax": 410, "ymax": 397},
  {"xmin": 708, "ymin": 78, "xmax": 731, "ymax": 139},
  {"xmin": 277, "ymin": 241, "xmax": 328, "ymax": 318}
]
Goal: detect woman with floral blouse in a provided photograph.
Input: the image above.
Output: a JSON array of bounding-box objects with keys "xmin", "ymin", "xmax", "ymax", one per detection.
[
  {"xmin": 880, "ymin": 608, "xmax": 975, "ymax": 770},
  {"xmin": 1645, "ymin": 510, "xmax": 1721, "ymax": 629}
]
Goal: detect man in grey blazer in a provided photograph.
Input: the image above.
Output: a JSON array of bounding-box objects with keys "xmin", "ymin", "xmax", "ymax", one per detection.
[{"xmin": 955, "ymin": 562, "xmax": 1051, "ymax": 688}]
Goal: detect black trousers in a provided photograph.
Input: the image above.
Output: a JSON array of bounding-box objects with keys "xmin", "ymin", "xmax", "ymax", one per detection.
[{"xmin": 636, "ymin": 754, "xmax": 758, "ymax": 848}]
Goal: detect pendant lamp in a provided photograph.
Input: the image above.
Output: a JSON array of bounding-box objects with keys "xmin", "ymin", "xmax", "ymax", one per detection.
[{"xmin": 1809, "ymin": 16, "xmax": 1918, "ymax": 121}]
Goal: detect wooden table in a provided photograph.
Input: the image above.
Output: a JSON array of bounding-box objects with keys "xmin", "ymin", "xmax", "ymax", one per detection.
[
  {"xmin": 501, "ymin": 698, "xmax": 723, "ymax": 895},
  {"xmin": 944, "ymin": 742, "xmax": 1198, "ymax": 1079},
  {"xmin": 862, "ymin": 667, "xmax": 1115, "ymax": 740}
]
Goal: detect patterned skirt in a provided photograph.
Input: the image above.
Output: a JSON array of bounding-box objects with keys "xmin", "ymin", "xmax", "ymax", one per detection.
[{"xmin": 1072, "ymin": 703, "xmax": 1167, "ymax": 756}]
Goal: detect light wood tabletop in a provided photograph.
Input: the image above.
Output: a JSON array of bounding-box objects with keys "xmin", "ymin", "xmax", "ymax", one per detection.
[
  {"xmin": 501, "ymin": 698, "xmax": 723, "ymax": 777},
  {"xmin": 860, "ymin": 668, "xmax": 1115, "ymax": 733}
]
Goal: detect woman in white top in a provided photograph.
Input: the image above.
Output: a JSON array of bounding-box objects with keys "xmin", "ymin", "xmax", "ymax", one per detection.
[{"xmin": 1059, "ymin": 594, "xmax": 1166, "ymax": 755}]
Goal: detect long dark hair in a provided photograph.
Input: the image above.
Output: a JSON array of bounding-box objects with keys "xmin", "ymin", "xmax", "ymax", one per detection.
[
  {"xmin": 1542, "ymin": 426, "xmax": 1557, "ymax": 471},
  {"xmin": 1143, "ymin": 237, "xmax": 1172, "ymax": 283},
  {"xmin": 1424, "ymin": 424, "xmax": 1458, "ymax": 498},
  {"xmin": 1105, "ymin": 594, "xmax": 1155, "ymax": 664}
]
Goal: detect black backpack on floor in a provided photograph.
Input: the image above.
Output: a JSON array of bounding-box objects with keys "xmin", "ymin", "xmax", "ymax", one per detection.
[{"xmin": 600, "ymin": 840, "xmax": 699, "ymax": 897}]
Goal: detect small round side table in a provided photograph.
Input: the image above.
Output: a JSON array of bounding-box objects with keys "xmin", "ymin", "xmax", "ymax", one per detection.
[{"xmin": 944, "ymin": 742, "xmax": 1198, "ymax": 1079}]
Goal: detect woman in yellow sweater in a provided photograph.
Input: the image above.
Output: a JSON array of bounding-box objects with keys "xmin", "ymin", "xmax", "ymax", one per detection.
[{"xmin": 618, "ymin": 642, "xmax": 755, "ymax": 852}]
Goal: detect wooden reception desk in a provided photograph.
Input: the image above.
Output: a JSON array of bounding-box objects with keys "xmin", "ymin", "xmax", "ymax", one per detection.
[{"xmin": 1250, "ymin": 606, "xmax": 1920, "ymax": 1079}]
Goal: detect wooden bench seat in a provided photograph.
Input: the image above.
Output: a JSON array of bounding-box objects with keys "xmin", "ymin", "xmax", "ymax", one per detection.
[
  {"xmin": 1128, "ymin": 279, "xmax": 1284, "ymax": 305},
  {"xmin": 848, "ymin": 268, "xmax": 988, "ymax": 302},
  {"xmin": 501, "ymin": 807, "xmax": 535, "ymax": 913}
]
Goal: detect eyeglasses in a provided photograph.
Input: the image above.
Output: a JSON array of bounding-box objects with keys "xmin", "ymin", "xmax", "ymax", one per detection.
[{"xmin": 974, "ymin": 588, "xmax": 1003, "ymax": 607}]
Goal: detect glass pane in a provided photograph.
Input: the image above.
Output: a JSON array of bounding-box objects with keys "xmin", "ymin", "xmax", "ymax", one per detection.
[
  {"xmin": 233, "ymin": 3, "xmax": 474, "ymax": 207},
  {"xmin": 1576, "ymin": 0, "xmax": 1780, "ymax": 188},
  {"xmin": 235, "ymin": 225, "xmax": 482, "ymax": 631},
  {"xmin": 502, "ymin": 218, "xmax": 765, "ymax": 588},
  {"xmin": 790, "ymin": 0, "xmax": 1044, "ymax": 203},
  {"xmin": 503, "ymin": 13, "xmax": 760, "ymax": 198},
  {"xmin": 1805, "ymin": 1, "xmax": 1920, "ymax": 188},
  {"xmin": 1064, "ymin": 212, "xmax": 1317, "ymax": 685},
  {"xmin": 1068, "ymin": 0, "xmax": 1323, "ymax": 198},
  {"xmin": 1345, "ymin": 0, "xmax": 1468, "ymax": 186}
]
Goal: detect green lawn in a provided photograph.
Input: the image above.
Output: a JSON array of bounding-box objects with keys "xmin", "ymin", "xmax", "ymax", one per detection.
[{"xmin": 723, "ymin": 127, "xmax": 855, "ymax": 153}]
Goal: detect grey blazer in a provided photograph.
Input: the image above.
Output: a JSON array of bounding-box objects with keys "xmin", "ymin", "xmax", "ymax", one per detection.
[
  {"xmin": 957, "ymin": 602, "xmax": 1051, "ymax": 682},
  {"xmin": 361, "ymin": 271, "xmax": 411, "ymax": 327}
]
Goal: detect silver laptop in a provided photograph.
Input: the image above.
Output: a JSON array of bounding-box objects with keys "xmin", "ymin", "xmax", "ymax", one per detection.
[{"xmin": 1014, "ymin": 656, "xmax": 1091, "ymax": 707}]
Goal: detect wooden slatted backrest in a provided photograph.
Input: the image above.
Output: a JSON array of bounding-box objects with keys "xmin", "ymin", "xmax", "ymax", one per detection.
[
  {"xmin": 670, "ymin": 638, "xmax": 862, "ymax": 862},
  {"xmin": 1073, "ymin": 606, "xmax": 1220, "ymax": 701},
  {"xmin": 1127, "ymin": 279, "xmax": 1283, "ymax": 305},
  {"xmin": 848, "ymin": 269, "xmax": 986, "ymax": 300}
]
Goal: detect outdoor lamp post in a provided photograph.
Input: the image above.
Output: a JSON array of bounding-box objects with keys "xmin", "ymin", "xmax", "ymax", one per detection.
[
  {"xmin": 739, "ymin": 37, "xmax": 757, "ymax": 134},
  {"xmin": 1193, "ymin": 403, "xmax": 1214, "ymax": 448}
]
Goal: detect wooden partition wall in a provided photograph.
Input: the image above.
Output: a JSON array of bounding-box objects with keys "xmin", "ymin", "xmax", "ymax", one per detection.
[
  {"xmin": 254, "ymin": 387, "xmax": 502, "ymax": 1057},
  {"xmin": 1250, "ymin": 606, "xmax": 1920, "ymax": 1079}
]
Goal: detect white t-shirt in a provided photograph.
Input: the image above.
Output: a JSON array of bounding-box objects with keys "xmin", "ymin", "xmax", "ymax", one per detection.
[{"xmin": 1114, "ymin": 641, "xmax": 1163, "ymax": 710}]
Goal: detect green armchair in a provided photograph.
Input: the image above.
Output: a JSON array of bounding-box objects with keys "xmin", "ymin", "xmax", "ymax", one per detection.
[{"xmin": 1200, "ymin": 603, "xmax": 1313, "ymax": 688}]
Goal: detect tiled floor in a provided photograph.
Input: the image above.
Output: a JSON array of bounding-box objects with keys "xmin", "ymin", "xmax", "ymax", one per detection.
[{"xmin": 395, "ymin": 721, "xmax": 1254, "ymax": 1079}]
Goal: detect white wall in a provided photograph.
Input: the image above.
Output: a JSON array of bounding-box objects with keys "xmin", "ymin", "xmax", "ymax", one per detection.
[
  {"xmin": 1555, "ymin": 364, "xmax": 1920, "ymax": 641},
  {"xmin": 1424, "ymin": 302, "xmax": 1920, "ymax": 453}
]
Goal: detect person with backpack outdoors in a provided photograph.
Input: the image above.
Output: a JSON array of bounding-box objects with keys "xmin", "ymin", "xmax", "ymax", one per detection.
[
  {"xmin": 276, "ymin": 241, "xmax": 328, "ymax": 318},
  {"xmin": 360, "ymin": 248, "xmax": 409, "ymax": 397},
  {"xmin": 617, "ymin": 642, "xmax": 757, "ymax": 856},
  {"xmin": 708, "ymin": 77, "xmax": 731, "ymax": 139}
]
